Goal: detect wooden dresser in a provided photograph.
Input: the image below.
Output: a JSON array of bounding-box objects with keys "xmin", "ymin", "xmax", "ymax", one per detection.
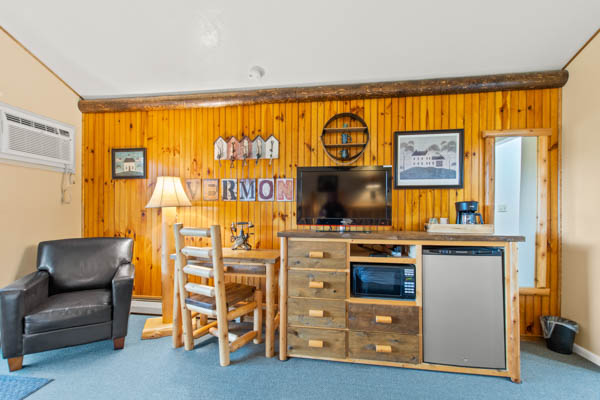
[{"xmin": 278, "ymin": 230, "xmax": 524, "ymax": 383}]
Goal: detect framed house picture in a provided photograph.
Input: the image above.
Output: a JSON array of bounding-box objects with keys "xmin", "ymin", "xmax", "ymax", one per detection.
[
  {"xmin": 393, "ymin": 130, "xmax": 463, "ymax": 189},
  {"xmin": 112, "ymin": 148, "xmax": 147, "ymax": 179}
]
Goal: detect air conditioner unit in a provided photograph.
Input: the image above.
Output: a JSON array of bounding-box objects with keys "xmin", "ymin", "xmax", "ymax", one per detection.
[{"xmin": 0, "ymin": 101, "xmax": 75, "ymax": 173}]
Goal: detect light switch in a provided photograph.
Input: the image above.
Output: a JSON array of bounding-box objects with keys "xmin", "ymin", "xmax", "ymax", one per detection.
[{"xmin": 497, "ymin": 204, "xmax": 508, "ymax": 212}]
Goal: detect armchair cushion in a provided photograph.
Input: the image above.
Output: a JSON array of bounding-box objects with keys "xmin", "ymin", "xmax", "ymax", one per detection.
[
  {"xmin": 24, "ymin": 289, "xmax": 112, "ymax": 335},
  {"xmin": 0, "ymin": 271, "xmax": 49, "ymax": 358},
  {"xmin": 37, "ymin": 238, "xmax": 133, "ymax": 294}
]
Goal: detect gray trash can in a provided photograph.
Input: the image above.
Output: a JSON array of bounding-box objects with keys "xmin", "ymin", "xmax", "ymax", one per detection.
[{"xmin": 540, "ymin": 316, "xmax": 579, "ymax": 354}]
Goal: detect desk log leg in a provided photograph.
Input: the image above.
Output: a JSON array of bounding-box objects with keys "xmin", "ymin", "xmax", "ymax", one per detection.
[
  {"xmin": 265, "ymin": 263, "xmax": 276, "ymax": 358},
  {"xmin": 172, "ymin": 266, "xmax": 183, "ymax": 348}
]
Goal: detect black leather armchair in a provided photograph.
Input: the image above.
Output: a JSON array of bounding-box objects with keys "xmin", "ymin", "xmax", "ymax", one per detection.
[{"xmin": 0, "ymin": 238, "xmax": 134, "ymax": 371}]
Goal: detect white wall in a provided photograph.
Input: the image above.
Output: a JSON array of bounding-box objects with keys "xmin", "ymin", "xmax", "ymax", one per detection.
[
  {"xmin": 563, "ymin": 32, "xmax": 600, "ymax": 357},
  {"xmin": 0, "ymin": 29, "xmax": 82, "ymax": 287}
]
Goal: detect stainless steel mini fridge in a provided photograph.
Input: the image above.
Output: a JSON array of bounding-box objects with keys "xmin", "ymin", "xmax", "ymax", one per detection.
[{"xmin": 423, "ymin": 247, "xmax": 506, "ymax": 369}]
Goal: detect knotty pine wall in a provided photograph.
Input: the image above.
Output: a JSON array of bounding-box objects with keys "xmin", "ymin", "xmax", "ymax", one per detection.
[{"xmin": 82, "ymin": 88, "xmax": 561, "ymax": 337}]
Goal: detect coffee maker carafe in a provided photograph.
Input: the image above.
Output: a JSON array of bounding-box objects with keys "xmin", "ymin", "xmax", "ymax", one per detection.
[{"xmin": 455, "ymin": 201, "xmax": 483, "ymax": 224}]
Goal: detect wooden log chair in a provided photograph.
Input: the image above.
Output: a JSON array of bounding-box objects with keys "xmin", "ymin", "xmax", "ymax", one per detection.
[{"xmin": 173, "ymin": 223, "xmax": 263, "ymax": 366}]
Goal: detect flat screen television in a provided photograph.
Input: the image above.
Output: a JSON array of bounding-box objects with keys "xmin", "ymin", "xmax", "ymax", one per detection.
[{"xmin": 297, "ymin": 166, "xmax": 392, "ymax": 226}]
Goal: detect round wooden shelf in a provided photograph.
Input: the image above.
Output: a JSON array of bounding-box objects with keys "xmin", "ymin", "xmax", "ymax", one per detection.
[{"xmin": 320, "ymin": 113, "xmax": 369, "ymax": 165}]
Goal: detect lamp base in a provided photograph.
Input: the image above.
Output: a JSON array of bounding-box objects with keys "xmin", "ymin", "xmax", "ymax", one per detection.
[{"xmin": 141, "ymin": 316, "xmax": 173, "ymax": 340}]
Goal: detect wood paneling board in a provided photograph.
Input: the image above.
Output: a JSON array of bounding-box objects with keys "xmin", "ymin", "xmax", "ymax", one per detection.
[{"xmin": 82, "ymin": 88, "xmax": 561, "ymax": 337}]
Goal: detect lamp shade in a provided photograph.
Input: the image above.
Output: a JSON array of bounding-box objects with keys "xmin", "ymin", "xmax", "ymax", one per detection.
[{"xmin": 145, "ymin": 176, "xmax": 192, "ymax": 208}]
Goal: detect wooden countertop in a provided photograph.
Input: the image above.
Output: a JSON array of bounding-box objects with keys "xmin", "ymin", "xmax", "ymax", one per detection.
[{"xmin": 277, "ymin": 229, "xmax": 525, "ymax": 242}]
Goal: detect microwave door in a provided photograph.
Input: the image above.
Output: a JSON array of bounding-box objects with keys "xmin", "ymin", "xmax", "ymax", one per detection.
[{"xmin": 354, "ymin": 267, "xmax": 404, "ymax": 298}]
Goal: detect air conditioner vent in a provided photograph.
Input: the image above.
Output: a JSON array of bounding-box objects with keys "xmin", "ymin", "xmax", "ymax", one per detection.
[
  {"xmin": 0, "ymin": 102, "xmax": 75, "ymax": 172},
  {"xmin": 6, "ymin": 114, "xmax": 19, "ymax": 123}
]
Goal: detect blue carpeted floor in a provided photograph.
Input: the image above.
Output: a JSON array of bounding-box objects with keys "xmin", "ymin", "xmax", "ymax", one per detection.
[{"xmin": 2, "ymin": 314, "xmax": 599, "ymax": 400}]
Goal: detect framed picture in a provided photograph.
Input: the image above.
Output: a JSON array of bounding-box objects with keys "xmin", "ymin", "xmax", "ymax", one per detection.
[
  {"xmin": 112, "ymin": 148, "xmax": 146, "ymax": 179},
  {"xmin": 393, "ymin": 130, "xmax": 463, "ymax": 189}
]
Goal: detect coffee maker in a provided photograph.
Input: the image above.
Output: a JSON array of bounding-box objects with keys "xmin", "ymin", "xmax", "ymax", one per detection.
[{"xmin": 455, "ymin": 201, "xmax": 483, "ymax": 224}]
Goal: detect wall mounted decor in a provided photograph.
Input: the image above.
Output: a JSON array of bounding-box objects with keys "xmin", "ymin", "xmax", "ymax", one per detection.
[
  {"xmin": 213, "ymin": 135, "xmax": 278, "ymax": 166},
  {"xmin": 240, "ymin": 136, "xmax": 252, "ymax": 165},
  {"xmin": 185, "ymin": 178, "xmax": 202, "ymax": 201},
  {"xmin": 227, "ymin": 137, "xmax": 240, "ymax": 167},
  {"xmin": 252, "ymin": 136, "xmax": 265, "ymax": 164},
  {"xmin": 202, "ymin": 179, "xmax": 219, "ymax": 201},
  {"xmin": 393, "ymin": 129, "xmax": 464, "ymax": 189},
  {"xmin": 239, "ymin": 179, "xmax": 256, "ymax": 201},
  {"xmin": 265, "ymin": 135, "xmax": 279, "ymax": 165},
  {"xmin": 320, "ymin": 113, "xmax": 369, "ymax": 165},
  {"xmin": 111, "ymin": 148, "xmax": 146, "ymax": 179},
  {"xmin": 214, "ymin": 137, "xmax": 227, "ymax": 166},
  {"xmin": 221, "ymin": 179, "xmax": 237, "ymax": 201},
  {"xmin": 257, "ymin": 178, "xmax": 275, "ymax": 201},
  {"xmin": 276, "ymin": 178, "xmax": 294, "ymax": 201}
]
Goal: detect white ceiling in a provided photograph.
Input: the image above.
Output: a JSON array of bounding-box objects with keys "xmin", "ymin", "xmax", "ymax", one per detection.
[{"xmin": 1, "ymin": 0, "xmax": 599, "ymax": 99}]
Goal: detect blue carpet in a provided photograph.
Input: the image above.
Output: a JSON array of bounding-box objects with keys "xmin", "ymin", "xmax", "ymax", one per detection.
[
  {"xmin": 0, "ymin": 375, "xmax": 52, "ymax": 400},
  {"xmin": 1, "ymin": 315, "xmax": 599, "ymax": 400}
]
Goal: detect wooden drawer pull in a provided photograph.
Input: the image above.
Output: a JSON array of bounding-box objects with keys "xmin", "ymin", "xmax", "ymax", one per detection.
[
  {"xmin": 376, "ymin": 345, "xmax": 392, "ymax": 353},
  {"xmin": 308, "ymin": 309, "xmax": 324, "ymax": 318},
  {"xmin": 308, "ymin": 340, "xmax": 324, "ymax": 348},
  {"xmin": 308, "ymin": 281, "xmax": 324, "ymax": 289},
  {"xmin": 308, "ymin": 251, "xmax": 324, "ymax": 258},
  {"xmin": 375, "ymin": 315, "xmax": 392, "ymax": 324}
]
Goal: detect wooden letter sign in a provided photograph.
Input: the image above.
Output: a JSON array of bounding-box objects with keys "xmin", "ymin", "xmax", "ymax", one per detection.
[
  {"xmin": 239, "ymin": 179, "xmax": 256, "ymax": 201},
  {"xmin": 185, "ymin": 178, "xmax": 202, "ymax": 201},
  {"xmin": 221, "ymin": 179, "xmax": 237, "ymax": 201},
  {"xmin": 257, "ymin": 179, "xmax": 275, "ymax": 201},
  {"xmin": 277, "ymin": 178, "xmax": 294, "ymax": 201},
  {"xmin": 202, "ymin": 179, "xmax": 219, "ymax": 201}
]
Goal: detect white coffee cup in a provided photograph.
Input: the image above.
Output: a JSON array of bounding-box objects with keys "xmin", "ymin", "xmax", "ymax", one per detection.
[{"xmin": 439, "ymin": 218, "xmax": 449, "ymax": 224}]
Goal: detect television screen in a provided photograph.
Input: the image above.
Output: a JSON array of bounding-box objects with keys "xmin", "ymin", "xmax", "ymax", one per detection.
[{"xmin": 297, "ymin": 166, "xmax": 392, "ymax": 226}]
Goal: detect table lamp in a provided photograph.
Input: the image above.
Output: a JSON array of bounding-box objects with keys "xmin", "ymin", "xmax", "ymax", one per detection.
[{"xmin": 142, "ymin": 176, "xmax": 191, "ymax": 339}]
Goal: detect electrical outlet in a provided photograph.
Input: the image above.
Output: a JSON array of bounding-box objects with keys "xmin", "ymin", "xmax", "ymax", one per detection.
[{"xmin": 497, "ymin": 204, "xmax": 508, "ymax": 212}]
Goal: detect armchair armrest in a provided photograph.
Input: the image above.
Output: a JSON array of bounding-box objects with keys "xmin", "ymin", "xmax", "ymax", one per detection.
[
  {"xmin": 111, "ymin": 263, "xmax": 135, "ymax": 339},
  {"xmin": 0, "ymin": 271, "xmax": 49, "ymax": 358}
]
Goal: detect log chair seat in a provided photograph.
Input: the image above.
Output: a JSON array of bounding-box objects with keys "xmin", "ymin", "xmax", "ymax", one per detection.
[{"xmin": 185, "ymin": 283, "xmax": 255, "ymax": 310}]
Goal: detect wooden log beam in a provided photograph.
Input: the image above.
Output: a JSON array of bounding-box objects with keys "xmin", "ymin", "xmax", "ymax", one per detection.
[{"xmin": 78, "ymin": 70, "xmax": 568, "ymax": 113}]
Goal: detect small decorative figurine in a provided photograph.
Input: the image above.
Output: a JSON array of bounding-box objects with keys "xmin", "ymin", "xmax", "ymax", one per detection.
[{"xmin": 230, "ymin": 221, "xmax": 254, "ymax": 250}]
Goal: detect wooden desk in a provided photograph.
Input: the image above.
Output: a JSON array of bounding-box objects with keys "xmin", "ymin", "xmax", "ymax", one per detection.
[{"xmin": 170, "ymin": 248, "xmax": 280, "ymax": 358}]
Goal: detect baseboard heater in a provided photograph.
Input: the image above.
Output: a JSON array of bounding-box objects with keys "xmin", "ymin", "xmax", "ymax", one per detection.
[{"xmin": 131, "ymin": 298, "xmax": 162, "ymax": 315}]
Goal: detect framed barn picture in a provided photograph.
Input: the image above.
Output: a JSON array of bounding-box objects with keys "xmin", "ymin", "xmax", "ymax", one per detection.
[
  {"xmin": 111, "ymin": 148, "xmax": 147, "ymax": 179},
  {"xmin": 393, "ymin": 130, "xmax": 463, "ymax": 189}
]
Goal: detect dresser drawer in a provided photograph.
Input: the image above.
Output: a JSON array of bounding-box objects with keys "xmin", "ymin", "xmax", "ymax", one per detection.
[
  {"xmin": 348, "ymin": 303, "xmax": 419, "ymax": 334},
  {"xmin": 288, "ymin": 327, "xmax": 346, "ymax": 359},
  {"xmin": 288, "ymin": 298, "xmax": 346, "ymax": 329},
  {"xmin": 348, "ymin": 331, "xmax": 419, "ymax": 364},
  {"xmin": 288, "ymin": 270, "xmax": 346, "ymax": 299},
  {"xmin": 288, "ymin": 241, "xmax": 346, "ymax": 269}
]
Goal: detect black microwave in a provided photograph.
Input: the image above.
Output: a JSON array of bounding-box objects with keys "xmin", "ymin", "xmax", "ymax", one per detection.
[{"xmin": 351, "ymin": 263, "xmax": 416, "ymax": 300}]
